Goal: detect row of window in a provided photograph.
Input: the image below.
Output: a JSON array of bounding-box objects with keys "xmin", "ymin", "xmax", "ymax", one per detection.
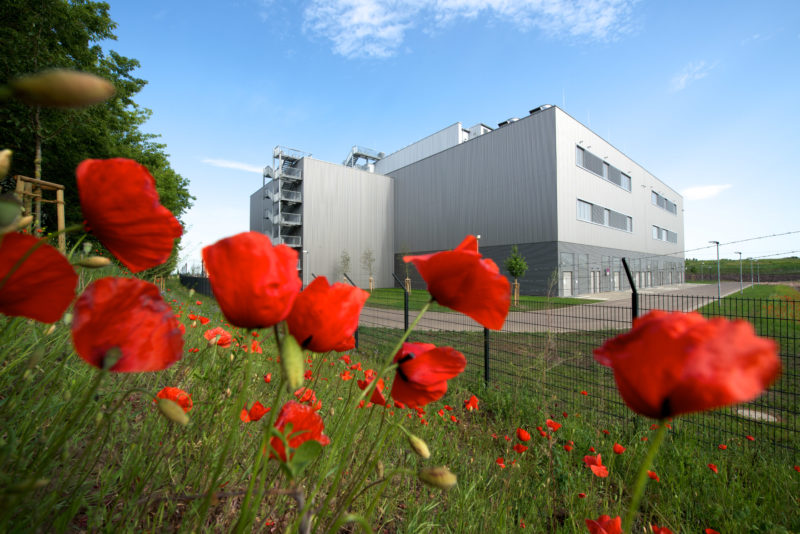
[
  {"xmin": 651, "ymin": 191, "xmax": 677, "ymax": 214},
  {"xmin": 576, "ymin": 146, "xmax": 632, "ymax": 192},
  {"xmin": 577, "ymin": 199, "xmax": 633, "ymax": 232},
  {"xmin": 652, "ymin": 225, "xmax": 678, "ymax": 243}
]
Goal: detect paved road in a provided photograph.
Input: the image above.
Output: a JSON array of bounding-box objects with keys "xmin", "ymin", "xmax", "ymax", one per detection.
[{"xmin": 359, "ymin": 282, "xmax": 749, "ymax": 334}]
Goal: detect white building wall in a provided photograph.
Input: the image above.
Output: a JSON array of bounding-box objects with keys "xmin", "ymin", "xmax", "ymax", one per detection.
[
  {"xmin": 301, "ymin": 158, "xmax": 394, "ymax": 289},
  {"xmin": 554, "ymin": 108, "xmax": 684, "ymax": 258}
]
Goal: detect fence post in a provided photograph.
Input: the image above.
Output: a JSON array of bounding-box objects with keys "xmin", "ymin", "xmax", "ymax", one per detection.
[
  {"xmin": 484, "ymin": 327, "xmax": 490, "ymax": 386},
  {"xmin": 621, "ymin": 257, "xmax": 638, "ymax": 322},
  {"xmin": 391, "ymin": 273, "xmax": 410, "ymax": 332},
  {"xmin": 342, "ymin": 273, "xmax": 359, "ymax": 349}
]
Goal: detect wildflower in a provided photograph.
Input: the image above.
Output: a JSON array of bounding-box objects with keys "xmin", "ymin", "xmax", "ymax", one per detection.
[
  {"xmin": 269, "ymin": 401, "xmax": 330, "ymax": 462},
  {"xmin": 612, "ymin": 443, "xmax": 626, "ymax": 454},
  {"xmin": 546, "ymin": 419, "xmax": 561, "ymax": 432},
  {"xmin": 264, "ymin": 373, "xmax": 272, "ymax": 383},
  {"xmin": 389, "ymin": 342, "xmax": 466, "ymax": 409},
  {"xmin": 585, "ymin": 515, "xmax": 622, "ymax": 534},
  {"xmin": 577, "ymin": 492, "xmax": 586, "ymax": 498},
  {"xmin": 155, "ymin": 387, "xmax": 193, "ymax": 413},
  {"xmin": 516, "ymin": 428, "xmax": 531, "ymax": 442},
  {"xmin": 199, "ymin": 316, "xmax": 210, "ymax": 325},
  {"xmin": 496, "ymin": 457, "xmax": 506, "ymax": 468},
  {"xmin": 249, "ymin": 340, "xmax": 263, "ymax": 354},
  {"xmin": 513, "ymin": 443, "xmax": 528, "ymax": 454},
  {"xmin": 0, "ymin": 233, "xmax": 77, "ymax": 323},
  {"xmin": 594, "ymin": 311, "xmax": 780, "ymax": 419},
  {"xmin": 581, "ymin": 390, "xmax": 588, "ymax": 395},
  {"xmin": 793, "ymin": 465, "xmax": 800, "ymax": 473},
  {"xmin": 583, "ymin": 455, "xmax": 608, "ymax": 478},
  {"xmin": 204, "ymin": 327, "xmax": 233, "ymax": 348},
  {"xmin": 339, "ymin": 354, "xmax": 351, "ymax": 365},
  {"xmin": 745, "ymin": 435, "xmax": 755, "ymax": 441},
  {"xmin": 651, "ymin": 526, "xmax": 674, "ymax": 534},
  {"xmin": 708, "ymin": 463, "xmax": 718, "ymax": 474},
  {"xmin": 601, "ymin": 429, "xmax": 610, "ymax": 435},
  {"xmin": 464, "ymin": 395, "xmax": 479, "ymax": 411},
  {"xmin": 77, "ymin": 159, "xmax": 182, "ymax": 273},
  {"xmin": 404, "ymin": 235, "xmax": 510, "ymax": 329},
  {"xmin": 705, "ymin": 530, "xmax": 721, "ymax": 534},
  {"xmin": 340, "ymin": 370, "xmax": 353, "ymax": 381},
  {"xmin": 71, "ymin": 277, "xmax": 183, "ymax": 372},
  {"xmin": 564, "ymin": 444, "xmax": 573, "ymax": 452},
  {"xmin": 202, "ymin": 232, "xmax": 301, "ymax": 328},
  {"xmin": 718, "ymin": 444, "xmax": 727, "ymax": 450},
  {"xmin": 287, "ymin": 276, "xmax": 369, "ymax": 353},
  {"xmin": 647, "ymin": 470, "xmax": 660, "ymax": 482},
  {"xmin": 450, "ymin": 415, "xmax": 458, "ymax": 423},
  {"xmin": 240, "ymin": 401, "xmax": 270, "ymax": 422}
]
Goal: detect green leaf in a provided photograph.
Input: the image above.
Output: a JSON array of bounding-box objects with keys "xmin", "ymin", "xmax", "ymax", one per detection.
[{"xmin": 287, "ymin": 440, "xmax": 323, "ymax": 478}]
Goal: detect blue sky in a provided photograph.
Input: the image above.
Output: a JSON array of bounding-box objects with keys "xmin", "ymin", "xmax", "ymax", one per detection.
[{"xmin": 102, "ymin": 0, "xmax": 800, "ymax": 269}]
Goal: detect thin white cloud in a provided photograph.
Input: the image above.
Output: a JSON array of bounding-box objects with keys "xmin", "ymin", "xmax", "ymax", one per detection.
[
  {"xmin": 670, "ymin": 61, "xmax": 714, "ymax": 92},
  {"xmin": 682, "ymin": 184, "xmax": 731, "ymax": 201},
  {"xmin": 303, "ymin": 0, "xmax": 638, "ymax": 59},
  {"xmin": 202, "ymin": 159, "xmax": 263, "ymax": 174}
]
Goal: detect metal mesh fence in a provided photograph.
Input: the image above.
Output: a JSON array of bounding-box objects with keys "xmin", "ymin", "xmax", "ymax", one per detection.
[{"xmin": 356, "ymin": 287, "xmax": 799, "ymax": 454}]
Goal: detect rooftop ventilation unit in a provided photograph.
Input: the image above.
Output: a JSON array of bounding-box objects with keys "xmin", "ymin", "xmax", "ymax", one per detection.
[
  {"xmin": 529, "ymin": 104, "xmax": 553, "ymax": 115},
  {"xmin": 498, "ymin": 118, "xmax": 519, "ymax": 128}
]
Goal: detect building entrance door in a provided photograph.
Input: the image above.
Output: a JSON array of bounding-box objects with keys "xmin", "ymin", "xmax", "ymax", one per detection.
[
  {"xmin": 590, "ymin": 271, "xmax": 600, "ymax": 293},
  {"xmin": 562, "ymin": 271, "xmax": 572, "ymax": 297},
  {"xmin": 613, "ymin": 272, "xmax": 620, "ymax": 291}
]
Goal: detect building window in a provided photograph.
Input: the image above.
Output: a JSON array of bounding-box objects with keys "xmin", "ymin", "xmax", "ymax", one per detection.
[
  {"xmin": 652, "ymin": 225, "xmax": 678, "ymax": 243},
  {"xmin": 576, "ymin": 145, "xmax": 632, "ymax": 192},
  {"xmin": 652, "ymin": 191, "xmax": 678, "ymax": 214},
  {"xmin": 577, "ymin": 199, "xmax": 632, "ymax": 232}
]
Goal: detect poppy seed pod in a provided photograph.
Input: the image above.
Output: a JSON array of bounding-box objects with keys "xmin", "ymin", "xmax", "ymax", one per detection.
[
  {"xmin": 418, "ymin": 466, "xmax": 457, "ymax": 490},
  {"xmin": 408, "ymin": 434, "xmax": 431, "ymax": 459},
  {"xmin": 158, "ymin": 398, "xmax": 189, "ymax": 426},
  {"xmin": 10, "ymin": 69, "xmax": 115, "ymax": 108},
  {"xmin": 281, "ymin": 334, "xmax": 305, "ymax": 392},
  {"xmin": 75, "ymin": 256, "xmax": 112, "ymax": 268}
]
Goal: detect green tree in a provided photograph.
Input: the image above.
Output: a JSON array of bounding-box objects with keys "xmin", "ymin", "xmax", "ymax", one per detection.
[
  {"xmin": 339, "ymin": 250, "xmax": 351, "ymax": 279},
  {"xmin": 504, "ymin": 245, "xmax": 528, "ymax": 304},
  {"xmin": 0, "ymin": 0, "xmax": 193, "ymax": 271}
]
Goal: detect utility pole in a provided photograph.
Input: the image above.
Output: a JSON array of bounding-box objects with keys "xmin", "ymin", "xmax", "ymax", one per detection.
[
  {"xmin": 710, "ymin": 241, "xmax": 721, "ymax": 300},
  {"xmin": 735, "ymin": 251, "xmax": 743, "ymax": 294}
]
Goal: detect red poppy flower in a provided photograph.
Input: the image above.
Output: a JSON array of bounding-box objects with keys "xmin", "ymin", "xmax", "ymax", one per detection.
[
  {"xmin": 577, "ymin": 492, "xmax": 586, "ymax": 498},
  {"xmin": 513, "ymin": 443, "xmax": 528, "ymax": 453},
  {"xmin": 585, "ymin": 515, "xmax": 621, "ymax": 534},
  {"xmin": 581, "ymin": 390, "xmax": 588, "ymax": 396},
  {"xmin": 269, "ymin": 401, "xmax": 330, "ymax": 462},
  {"xmin": 199, "ymin": 316, "xmax": 210, "ymax": 325},
  {"xmin": 249, "ymin": 340, "xmax": 263, "ymax": 354},
  {"xmin": 76, "ymin": 158, "xmax": 182, "ymax": 273},
  {"xmin": 464, "ymin": 395, "xmax": 479, "ymax": 411},
  {"xmin": 0, "ymin": 233, "xmax": 77, "ymax": 323},
  {"xmin": 651, "ymin": 526, "xmax": 674, "ymax": 534},
  {"xmin": 286, "ymin": 276, "xmax": 369, "ymax": 353},
  {"xmin": 202, "ymin": 232, "xmax": 301, "ymax": 329},
  {"xmin": 389, "ymin": 342, "xmax": 466, "ymax": 409},
  {"xmin": 647, "ymin": 470, "xmax": 660, "ymax": 482},
  {"xmin": 793, "ymin": 465, "xmax": 799, "ymax": 473},
  {"xmin": 546, "ymin": 419, "xmax": 562, "ymax": 432},
  {"xmin": 708, "ymin": 463, "xmax": 718, "ymax": 474},
  {"xmin": 745, "ymin": 435, "xmax": 755, "ymax": 441},
  {"xmin": 705, "ymin": 530, "xmax": 721, "ymax": 534},
  {"xmin": 71, "ymin": 277, "xmax": 184, "ymax": 372},
  {"xmin": 613, "ymin": 443, "xmax": 626, "ymax": 454},
  {"xmin": 594, "ymin": 311, "xmax": 781, "ymax": 419},
  {"xmin": 155, "ymin": 387, "xmax": 192, "ymax": 413},
  {"xmin": 340, "ymin": 370, "xmax": 353, "ymax": 381},
  {"xmin": 357, "ymin": 376, "xmax": 387, "ymax": 406},
  {"xmin": 403, "ymin": 235, "xmax": 510, "ymax": 330},
  {"xmin": 496, "ymin": 457, "xmax": 506, "ymax": 468},
  {"xmin": 583, "ymin": 454, "xmax": 608, "ymax": 478},
  {"xmin": 204, "ymin": 326, "xmax": 232, "ymax": 348},
  {"xmin": 240, "ymin": 401, "xmax": 270, "ymax": 422},
  {"xmin": 264, "ymin": 373, "xmax": 272, "ymax": 383},
  {"xmin": 516, "ymin": 428, "xmax": 531, "ymax": 442},
  {"xmin": 718, "ymin": 444, "xmax": 727, "ymax": 450}
]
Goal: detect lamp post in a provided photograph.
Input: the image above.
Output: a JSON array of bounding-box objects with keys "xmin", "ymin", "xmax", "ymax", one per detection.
[
  {"xmin": 709, "ymin": 241, "xmax": 721, "ymax": 300},
  {"xmin": 476, "ymin": 234, "xmax": 481, "ymax": 252},
  {"xmin": 735, "ymin": 251, "xmax": 743, "ymax": 294}
]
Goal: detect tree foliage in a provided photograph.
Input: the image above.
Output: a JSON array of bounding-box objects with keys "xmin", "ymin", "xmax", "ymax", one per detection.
[
  {"xmin": 0, "ymin": 0, "xmax": 193, "ymax": 271},
  {"xmin": 361, "ymin": 247, "xmax": 375, "ymax": 277},
  {"xmin": 504, "ymin": 244, "xmax": 528, "ymax": 281}
]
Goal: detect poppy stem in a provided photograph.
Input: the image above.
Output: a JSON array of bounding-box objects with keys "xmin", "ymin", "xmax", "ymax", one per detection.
[{"xmin": 622, "ymin": 421, "xmax": 668, "ymax": 533}]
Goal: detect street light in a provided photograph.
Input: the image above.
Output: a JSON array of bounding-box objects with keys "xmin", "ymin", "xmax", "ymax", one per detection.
[
  {"xmin": 735, "ymin": 251, "xmax": 742, "ymax": 294},
  {"xmin": 709, "ymin": 241, "xmax": 721, "ymax": 300},
  {"xmin": 476, "ymin": 234, "xmax": 481, "ymax": 252}
]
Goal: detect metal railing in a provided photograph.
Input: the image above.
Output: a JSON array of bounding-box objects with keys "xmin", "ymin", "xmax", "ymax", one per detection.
[
  {"xmin": 278, "ymin": 166, "xmax": 302, "ymax": 179},
  {"xmin": 278, "ymin": 213, "xmax": 302, "ymax": 225},
  {"xmin": 275, "ymin": 190, "xmax": 302, "ymax": 203},
  {"xmin": 280, "ymin": 235, "xmax": 301, "ymax": 246}
]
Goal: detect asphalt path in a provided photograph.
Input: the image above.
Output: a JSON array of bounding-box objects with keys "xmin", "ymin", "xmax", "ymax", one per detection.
[{"xmin": 359, "ymin": 282, "xmax": 749, "ymax": 334}]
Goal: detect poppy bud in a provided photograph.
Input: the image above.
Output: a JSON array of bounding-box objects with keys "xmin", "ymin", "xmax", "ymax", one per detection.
[
  {"xmin": 82, "ymin": 242, "xmax": 93, "ymax": 255},
  {"xmin": 0, "ymin": 149, "xmax": 12, "ymax": 178},
  {"xmin": 44, "ymin": 324, "xmax": 56, "ymax": 336},
  {"xmin": 281, "ymin": 334, "xmax": 305, "ymax": 392},
  {"xmin": 74, "ymin": 256, "xmax": 112, "ymax": 268},
  {"xmin": 158, "ymin": 398, "xmax": 189, "ymax": 426},
  {"xmin": 9, "ymin": 69, "xmax": 115, "ymax": 108},
  {"xmin": 329, "ymin": 407, "xmax": 335, "ymax": 416},
  {"xmin": 408, "ymin": 434, "xmax": 431, "ymax": 459},
  {"xmin": 207, "ymin": 335, "xmax": 221, "ymax": 347},
  {"xmin": 377, "ymin": 461, "xmax": 384, "ymax": 478},
  {"xmin": 418, "ymin": 466, "xmax": 457, "ymax": 490}
]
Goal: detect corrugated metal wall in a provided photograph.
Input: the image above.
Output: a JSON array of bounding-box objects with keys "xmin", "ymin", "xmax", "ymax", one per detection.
[
  {"xmin": 374, "ymin": 123, "xmax": 464, "ymax": 175},
  {"xmin": 302, "ymin": 158, "xmax": 394, "ymax": 289},
  {"xmin": 249, "ymin": 186, "xmax": 268, "ymax": 234},
  {"xmin": 389, "ymin": 109, "xmax": 559, "ymax": 254}
]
